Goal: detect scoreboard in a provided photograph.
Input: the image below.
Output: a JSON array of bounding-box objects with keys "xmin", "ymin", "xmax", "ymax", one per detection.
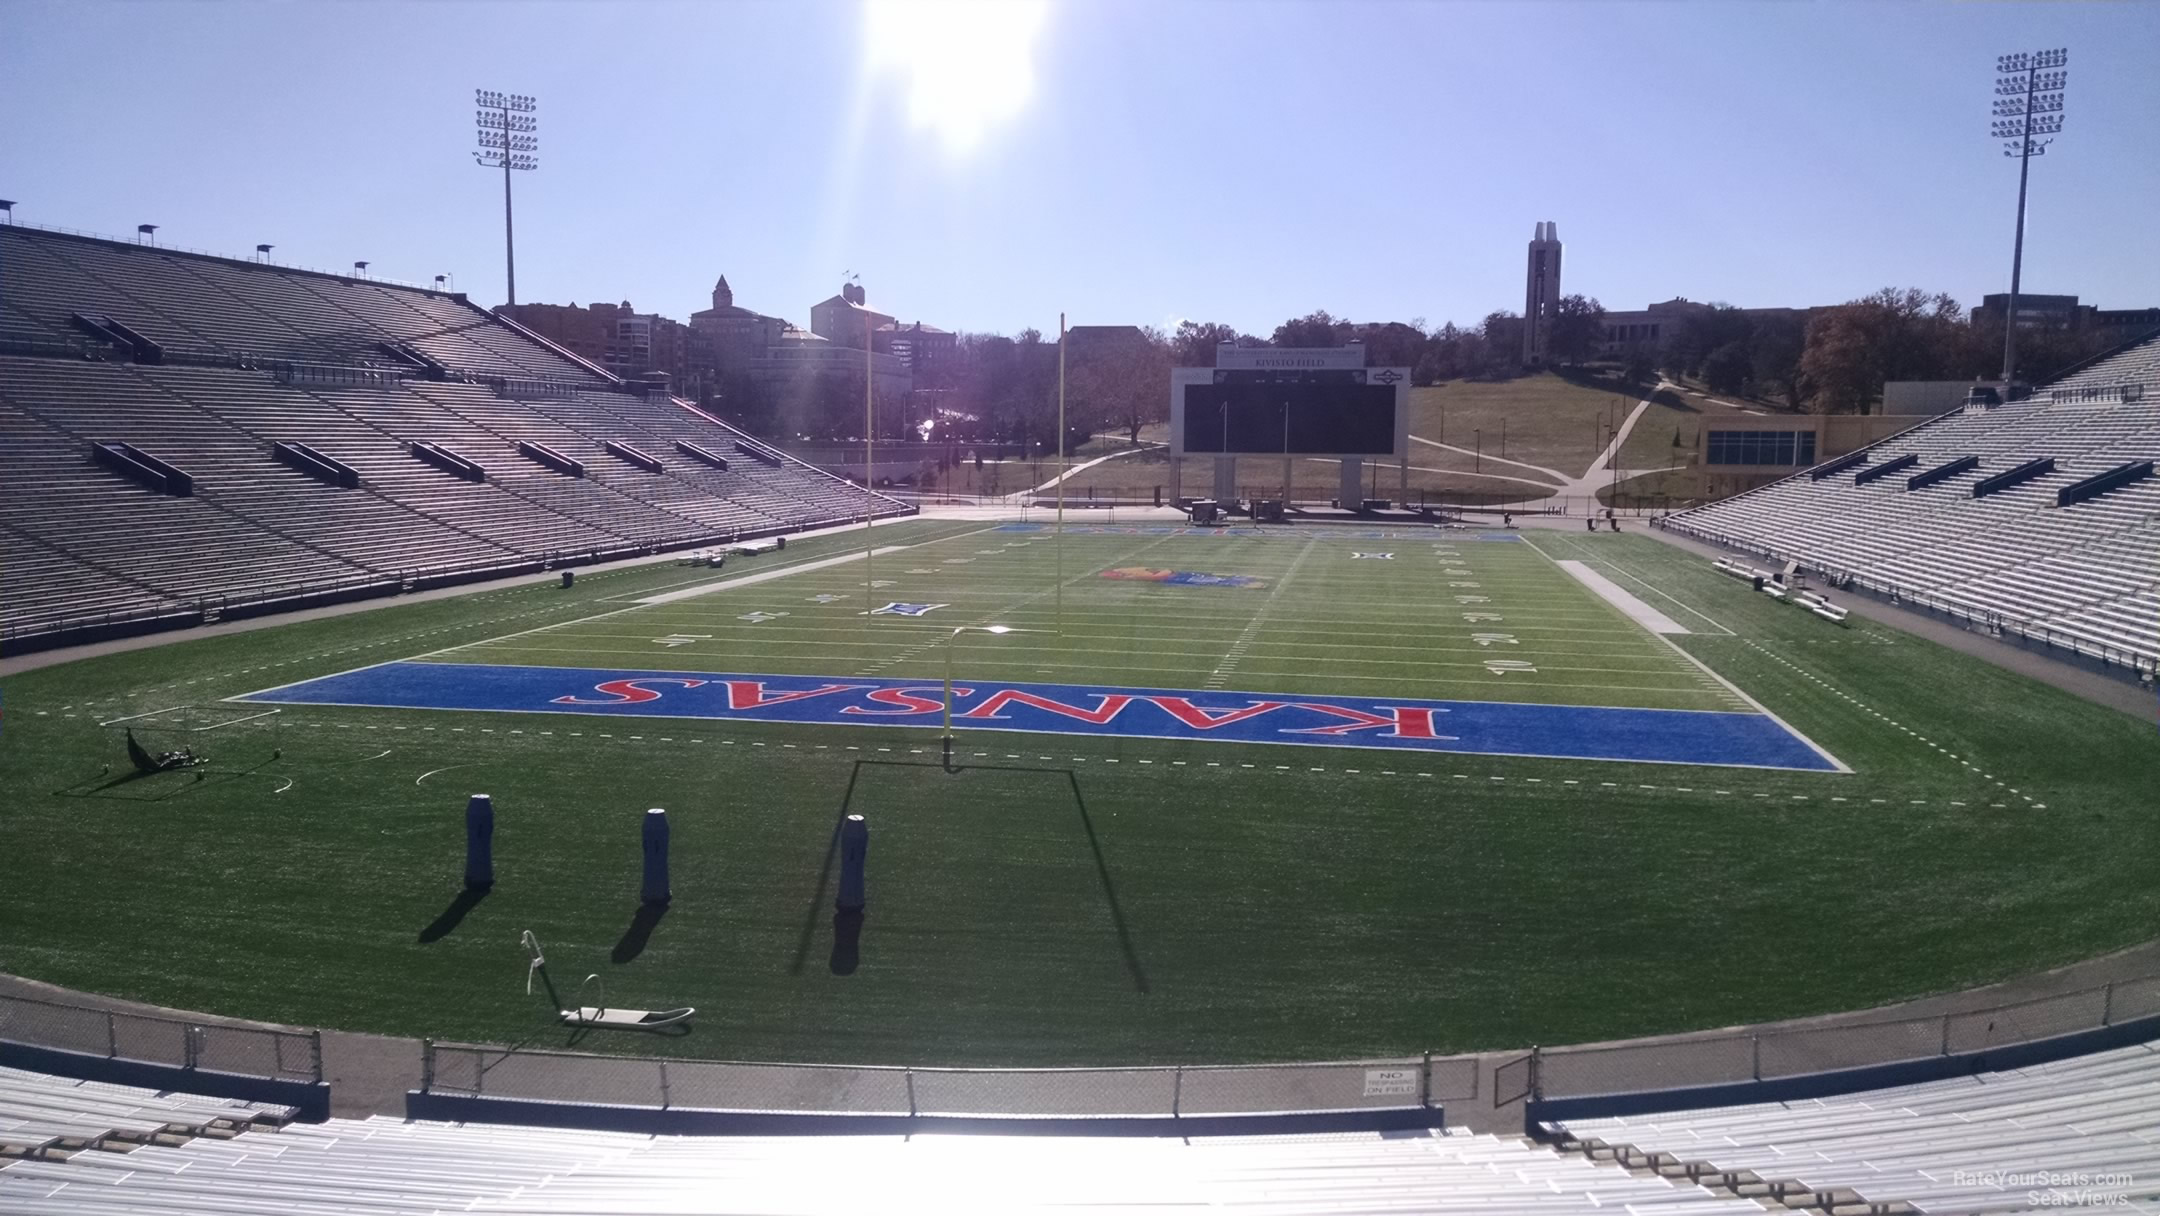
[{"xmin": 1169, "ymin": 353, "xmax": 1408, "ymax": 460}]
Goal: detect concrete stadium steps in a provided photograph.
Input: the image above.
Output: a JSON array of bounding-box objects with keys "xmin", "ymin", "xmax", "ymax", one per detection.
[{"xmin": 1546, "ymin": 1040, "xmax": 2160, "ymax": 1216}]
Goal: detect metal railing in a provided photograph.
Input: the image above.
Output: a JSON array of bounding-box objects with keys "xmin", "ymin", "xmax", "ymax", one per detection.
[
  {"xmin": 1511, "ymin": 972, "xmax": 2160, "ymax": 1105},
  {"xmin": 0, "ymin": 991, "xmax": 322, "ymax": 1084},
  {"xmin": 420, "ymin": 1042, "xmax": 1480, "ymax": 1118}
]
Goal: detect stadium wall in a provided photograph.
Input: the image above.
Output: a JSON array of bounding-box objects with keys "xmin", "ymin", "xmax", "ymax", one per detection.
[{"xmin": 1525, "ymin": 1013, "xmax": 2160, "ymax": 1130}]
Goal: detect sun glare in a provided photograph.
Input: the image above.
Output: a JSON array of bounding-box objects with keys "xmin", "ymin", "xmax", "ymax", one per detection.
[{"xmin": 864, "ymin": 0, "xmax": 1051, "ymax": 154}]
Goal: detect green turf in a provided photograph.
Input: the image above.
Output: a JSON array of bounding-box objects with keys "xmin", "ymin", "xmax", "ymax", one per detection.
[
  {"xmin": 440, "ymin": 525, "xmax": 1737, "ymax": 711},
  {"xmin": 3, "ymin": 518, "xmax": 2156, "ymax": 1068}
]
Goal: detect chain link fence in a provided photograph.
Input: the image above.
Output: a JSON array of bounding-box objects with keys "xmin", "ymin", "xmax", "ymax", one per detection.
[
  {"xmin": 0, "ymin": 991, "xmax": 321, "ymax": 1083},
  {"xmin": 1516, "ymin": 973, "xmax": 2159, "ymax": 1104},
  {"xmin": 422, "ymin": 1042, "xmax": 1480, "ymax": 1118}
]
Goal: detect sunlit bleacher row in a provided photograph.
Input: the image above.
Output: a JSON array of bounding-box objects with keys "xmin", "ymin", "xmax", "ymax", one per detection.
[
  {"xmin": 0, "ymin": 1065, "xmax": 294, "ymax": 1160},
  {"xmin": 0, "ymin": 225, "xmax": 910, "ymax": 645},
  {"xmin": 1546, "ymin": 1040, "xmax": 2160, "ymax": 1216},
  {"xmin": 0, "ymin": 1061, "xmax": 1762, "ymax": 1215},
  {"xmin": 0, "ymin": 226, "xmax": 586, "ymax": 381},
  {"xmin": 1667, "ymin": 332, "xmax": 2160, "ymax": 670}
]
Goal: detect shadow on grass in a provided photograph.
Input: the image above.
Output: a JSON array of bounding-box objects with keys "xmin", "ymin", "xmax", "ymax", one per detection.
[
  {"xmin": 1066, "ymin": 769, "xmax": 1150, "ymax": 995},
  {"xmin": 611, "ymin": 902, "xmax": 668, "ymax": 963},
  {"xmin": 788, "ymin": 758, "xmax": 1149, "ymax": 993},
  {"xmin": 829, "ymin": 910, "xmax": 864, "ymax": 975},
  {"xmin": 417, "ymin": 887, "xmax": 489, "ymax": 943}
]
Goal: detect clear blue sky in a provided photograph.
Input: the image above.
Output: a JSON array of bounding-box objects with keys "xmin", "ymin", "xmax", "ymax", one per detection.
[{"xmin": 4, "ymin": 1, "xmax": 2155, "ymax": 337}]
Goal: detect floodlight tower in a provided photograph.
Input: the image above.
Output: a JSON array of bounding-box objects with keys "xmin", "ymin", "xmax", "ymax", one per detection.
[
  {"xmin": 1991, "ymin": 48, "xmax": 2067, "ymax": 393},
  {"xmin": 474, "ymin": 89, "xmax": 539, "ymax": 308}
]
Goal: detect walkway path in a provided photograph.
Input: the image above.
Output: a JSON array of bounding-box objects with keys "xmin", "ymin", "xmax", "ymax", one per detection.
[
  {"xmin": 1013, "ymin": 444, "xmax": 1161, "ymax": 500},
  {"xmin": 1403, "ymin": 386, "xmax": 1673, "ymax": 510}
]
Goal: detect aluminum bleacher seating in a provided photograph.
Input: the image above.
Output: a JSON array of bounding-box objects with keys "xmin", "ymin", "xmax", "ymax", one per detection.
[
  {"xmin": 0, "ymin": 1056, "xmax": 1765, "ymax": 1215},
  {"xmin": 1546, "ymin": 1039, "xmax": 2160, "ymax": 1215},
  {"xmin": 1667, "ymin": 332, "xmax": 2160, "ymax": 674},
  {"xmin": 0, "ymin": 223, "xmax": 912, "ymax": 649},
  {"xmin": 0, "ymin": 1065, "xmax": 294, "ymax": 1160}
]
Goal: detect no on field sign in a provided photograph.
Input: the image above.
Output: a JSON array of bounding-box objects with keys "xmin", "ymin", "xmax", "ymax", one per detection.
[{"xmin": 1362, "ymin": 1067, "xmax": 1418, "ymax": 1098}]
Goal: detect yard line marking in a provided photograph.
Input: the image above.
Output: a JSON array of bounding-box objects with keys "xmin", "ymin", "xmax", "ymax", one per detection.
[{"xmin": 1206, "ymin": 536, "xmax": 1319, "ymax": 690}]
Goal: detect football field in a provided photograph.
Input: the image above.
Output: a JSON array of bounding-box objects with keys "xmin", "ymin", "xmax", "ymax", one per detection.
[
  {"xmin": 5, "ymin": 516, "xmax": 2157, "ymax": 1069},
  {"xmin": 237, "ymin": 523, "xmax": 1840, "ymax": 772}
]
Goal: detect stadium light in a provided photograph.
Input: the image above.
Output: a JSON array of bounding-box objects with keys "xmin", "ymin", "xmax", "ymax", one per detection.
[
  {"xmin": 353, "ymin": 260, "xmax": 370, "ymax": 278},
  {"xmin": 1992, "ymin": 47, "xmax": 2069, "ymax": 393},
  {"xmin": 255, "ymin": 243, "xmax": 274, "ymax": 262},
  {"xmin": 0, "ymin": 200, "xmax": 15, "ymax": 224},
  {"xmin": 474, "ymin": 88, "xmax": 539, "ymax": 308},
  {"xmin": 136, "ymin": 223, "xmax": 158, "ymax": 245}
]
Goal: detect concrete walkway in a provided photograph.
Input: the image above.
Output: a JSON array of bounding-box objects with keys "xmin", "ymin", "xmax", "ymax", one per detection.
[{"xmin": 6, "ymin": 935, "xmax": 2155, "ymax": 1129}]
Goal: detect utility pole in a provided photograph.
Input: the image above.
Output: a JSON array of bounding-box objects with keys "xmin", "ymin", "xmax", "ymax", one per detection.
[
  {"xmin": 474, "ymin": 90, "xmax": 538, "ymax": 308},
  {"xmin": 1990, "ymin": 49, "xmax": 2068, "ymax": 394}
]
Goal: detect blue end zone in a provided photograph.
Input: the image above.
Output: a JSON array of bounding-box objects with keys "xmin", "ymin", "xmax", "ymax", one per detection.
[
  {"xmin": 990, "ymin": 524, "xmax": 1524, "ymax": 541},
  {"xmin": 235, "ymin": 662, "xmax": 1842, "ymax": 772}
]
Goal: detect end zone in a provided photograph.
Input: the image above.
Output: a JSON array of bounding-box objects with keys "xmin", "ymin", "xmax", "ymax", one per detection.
[{"xmin": 232, "ymin": 661, "xmax": 1846, "ymax": 773}]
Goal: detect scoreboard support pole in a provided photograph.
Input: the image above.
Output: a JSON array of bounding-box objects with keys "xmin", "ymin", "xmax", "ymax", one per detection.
[{"xmin": 1340, "ymin": 458, "xmax": 1362, "ymax": 508}]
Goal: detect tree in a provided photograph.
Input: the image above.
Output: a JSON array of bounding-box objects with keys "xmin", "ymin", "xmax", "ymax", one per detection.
[
  {"xmin": 1065, "ymin": 326, "xmax": 1173, "ymax": 447},
  {"xmin": 1171, "ymin": 320, "xmax": 1249, "ymax": 367},
  {"xmin": 1797, "ymin": 288, "xmax": 1987, "ymax": 414},
  {"xmin": 1479, "ymin": 312, "xmax": 1523, "ymax": 377},
  {"xmin": 1271, "ymin": 310, "xmax": 1354, "ymax": 348},
  {"xmin": 1701, "ymin": 340, "xmax": 1752, "ymax": 395},
  {"xmin": 1547, "ymin": 294, "xmax": 1607, "ymax": 365},
  {"xmin": 1351, "ymin": 320, "xmax": 1427, "ymax": 372}
]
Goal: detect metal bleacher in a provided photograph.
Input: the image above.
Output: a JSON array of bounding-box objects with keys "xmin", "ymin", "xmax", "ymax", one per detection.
[
  {"xmin": 0, "ymin": 222, "xmax": 911, "ymax": 648},
  {"xmin": 0, "ymin": 1065, "xmax": 295, "ymax": 1162},
  {"xmin": 0, "ymin": 1059, "xmax": 1765, "ymax": 1215},
  {"xmin": 1666, "ymin": 332, "xmax": 2160, "ymax": 674},
  {"xmin": 1546, "ymin": 1039, "xmax": 2160, "ymax": 1215}
]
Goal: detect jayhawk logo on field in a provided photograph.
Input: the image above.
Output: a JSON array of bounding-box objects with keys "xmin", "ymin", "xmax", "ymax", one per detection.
[{"xmin": 1101, "ymin": 568, "xmax": 1265, "ymax": 588}]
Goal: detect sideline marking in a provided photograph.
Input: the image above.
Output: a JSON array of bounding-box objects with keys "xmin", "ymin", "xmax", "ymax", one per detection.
[
  {"xmin": 1553, "ymin": 560, "xmax": 1690, "ymax": 634},
  {"xmin": 1536, "ymin": 533, "xmax": 1737, "ymax": 636},
  {"xmin": 1522, "ymin": 536, "xmax": 1849, "ymax": 774}
]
